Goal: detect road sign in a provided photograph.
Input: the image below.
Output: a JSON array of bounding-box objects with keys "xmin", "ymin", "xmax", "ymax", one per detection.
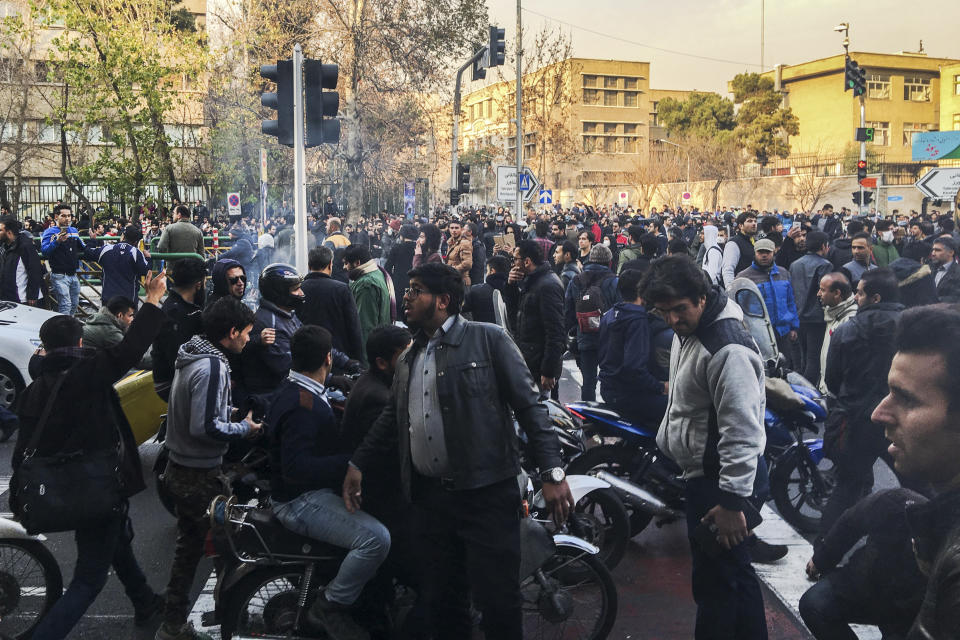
[
  {"xmin": 539, "ymin": 189, "xmax": 553, "ymax": 204},
  {"xmin": 915, "ymin": 168, "xmax": 960, "ymax": 199},
  {"xmin": 859, "ymin": 177, "xmax": 878, "ymax": 189},
  {"xmin": 496, "ymin": 166, "xmax": 541, "ymax": 203},
  {"xmin": 912, "ymin": 131, "xmax": 960, "ymax": 161},
  {"xmin": 519, "ymin": 174, "xmax": 532, "ymax": 191},
  {"xmin": 682, "ymin": 192, "xmax": 691, "ymax": 200},
  {"xmin": 887, "ymin": 195, "xmax": 903, "ymax": 202},
  {"xmin": 521, "ymin": 168, "xmax": 541, "ymax": 202},
  {"xmin": 227, "ymin": 192, "xmax": 241, "ymax": 216}
]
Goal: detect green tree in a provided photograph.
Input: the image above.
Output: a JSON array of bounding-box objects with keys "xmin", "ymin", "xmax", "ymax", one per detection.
[
  {"xmin": 730, "ymin": 72, "xmax": 799, "ymax": 165},
  {"xmin": 656, "ymin": 92, "xmax": 736, "ymax": 141}
]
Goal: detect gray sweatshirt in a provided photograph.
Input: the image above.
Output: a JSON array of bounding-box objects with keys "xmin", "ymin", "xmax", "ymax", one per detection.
[{"xmin": 166, "ymin": 335, "xmax": 251, "ymax": 468}]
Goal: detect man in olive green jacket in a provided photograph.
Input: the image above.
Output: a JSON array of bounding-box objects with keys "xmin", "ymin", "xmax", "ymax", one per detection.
[{"xmin": 344, "ymin": 244, "xmax": 392, "ymax": 363}]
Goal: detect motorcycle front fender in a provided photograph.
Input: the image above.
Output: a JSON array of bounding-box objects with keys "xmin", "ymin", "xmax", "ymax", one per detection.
[
  {"xmin": 552, "ymin": 534, "xmax": 600, "ymax": 555},
  {"xmin": 533, "ymin": 474, "xmax": 609, "ymax": 508},
  {"xmin": 0, "ymin": 517, "xmax": 45, "ymax": 541},
  {"xmin": 803, "ymin": 438, "xmax": 825, "ymax": 464}
]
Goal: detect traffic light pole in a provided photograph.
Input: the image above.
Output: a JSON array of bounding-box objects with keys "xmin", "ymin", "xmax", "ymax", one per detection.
[
  {"xmin": 859, "ymin": 95, "xmax": 866, "ymax": 215},
  {"xmin": 292, "ymin": 44, "xmax": 308, "ymax": 274},
  {"xmin": 515, "ymin": 0, "xmax": 523, "ymax": 219},
  {"xmin": 450, "ymin": 48, "xmax": 487, "ymax": 204}
]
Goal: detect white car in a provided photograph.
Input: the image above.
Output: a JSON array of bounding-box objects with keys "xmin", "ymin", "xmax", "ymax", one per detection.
[{"xmin": 0, "ymin": 301, "xmax": 60, "ymax": 409}]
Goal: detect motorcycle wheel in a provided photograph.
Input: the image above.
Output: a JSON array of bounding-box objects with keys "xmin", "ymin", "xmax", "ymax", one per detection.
[
  {"xmin": 219, "ymin": 564, "xmax": 334, "ymax": 639},
  {"xmin": 521, "ymin": 544, "xmax": 618, "ymax": 640},
  {"xmin": 0, "ymin": 538, "xmax": 63, "ymax": 639},
  {"xmin": 569, "ymin": 488, "xmax": 630, "ymax": 571},
  {"xmin": 154, "ymin": 446, "xmax": 178, "ymax": 518},
  {"xmin": 770, "ymin": 447, "xmax": 836, "ymax": 533},
  {"xmin": 566, "ymin": 445, "xmax": 653, "ymax": 537}
]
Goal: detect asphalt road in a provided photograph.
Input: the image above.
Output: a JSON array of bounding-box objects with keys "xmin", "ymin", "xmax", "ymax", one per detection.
[{"xmin": 0, "ymin": 359, "xmax": 897, "ymax": 639}]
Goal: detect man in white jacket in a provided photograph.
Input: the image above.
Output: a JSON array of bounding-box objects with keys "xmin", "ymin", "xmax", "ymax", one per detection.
[{"xmin": 816, "ymin": 272, "xmax": 857, "ymax": 394}]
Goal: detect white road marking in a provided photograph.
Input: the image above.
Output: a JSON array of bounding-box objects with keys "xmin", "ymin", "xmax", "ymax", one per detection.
[{"xmin": 187, "ymin": 572, "xmax": 219, "ymax": 637}]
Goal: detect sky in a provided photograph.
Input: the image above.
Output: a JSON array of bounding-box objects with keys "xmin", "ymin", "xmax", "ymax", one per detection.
[{"xmin": 485, "ymin": 0, "xmax": 960, "ymax": 94}]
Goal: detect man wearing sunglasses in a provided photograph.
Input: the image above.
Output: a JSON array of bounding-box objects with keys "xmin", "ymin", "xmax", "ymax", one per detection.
[{"xmin": 207, "ymin": 258, "xmax": 246, "ymax": 307}]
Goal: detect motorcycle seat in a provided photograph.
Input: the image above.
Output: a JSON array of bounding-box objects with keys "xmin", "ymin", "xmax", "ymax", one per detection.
[{"xmin": 240, "ymin": 508, "xmax": 347, "ymax": 560}]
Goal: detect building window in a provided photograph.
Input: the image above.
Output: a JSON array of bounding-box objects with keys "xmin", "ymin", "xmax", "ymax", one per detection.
[
  {"xmin": 867, "ymin": 74, "xmax": 890, "ymax": 100},
  {"xmin": 623, "ymin": 123, "xmax": 638, "ymax": 135},
  {"xmin": 37, "ymin": 121, "xmax": 60, "ymax": 144},
  {"xmin": 582, "ymin": 75, "xmax": 597, "ymax": 88},
  {"xmin": 603, "ymin": 123, "xmax": 618, "ymax": 134},
  {"xmin": 602, "ymin": 137, "xmax": 617, "ymax": 152},
  {"xmin": 623, "ymin": 91, "xmax": 638, "ymax": 107},
  {"xmin": 624, "ymin": 78, "xmax": 638, "ymax": 90},
  {"xmin": 954, "ymin": 113, "xmax": 960, "ymax": 131},
  {"xmin": 582, "ymin": 136, "xmax": 598, "ymax": 152},
  {"xmin": 651, "ymin": 101, "xmax": 659, "ymax": 126},
  {"xmin": 603, "ymin": 91, "xmax": 618, "ymax": 106},
  {"xmin": 903, "ymin": 122, "xmax": 936, "ymax": 146},
  {"xmin": 486, "ymin": 101, "xmax": 492, "ymax": 118},
  {"xmin": 603, "ymin": 76, "xmax": 618, "ymax": 89},
  {"xmin": 622, "ymin": 137, "xmax": 637, "ymax": 153},
  {"xmin": 866, "ymin": 121, "xmax": 890, "ymax": 146},
  {"xmin": 955, "ymin": 75, "xmax": 960, "ymax": 96},
  {"xmin": 582, "ymin": 88, "xmax": 600, "ymax": 104},
  {"xmin": 903, "ymin": 76, "xmax": 931, "ymax": 102}
]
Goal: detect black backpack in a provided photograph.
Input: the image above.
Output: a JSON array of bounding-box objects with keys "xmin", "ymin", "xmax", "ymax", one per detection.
[{"xmin": 574, "ymin": 271, "xmax": 615, "ymax": 334}]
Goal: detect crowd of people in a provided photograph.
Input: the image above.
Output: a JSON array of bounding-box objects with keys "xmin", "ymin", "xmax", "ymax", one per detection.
[{"xmin": 4, "ymin": 193, "xmax": 960, "ymax": 640}]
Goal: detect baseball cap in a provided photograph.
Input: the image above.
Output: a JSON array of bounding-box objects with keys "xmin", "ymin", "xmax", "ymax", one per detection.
[{"xmin": 754, "ymin": 238, "xmax": 776, "ymax": 252}]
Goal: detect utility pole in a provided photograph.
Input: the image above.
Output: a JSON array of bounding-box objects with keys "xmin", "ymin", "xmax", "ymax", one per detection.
[
  {"xmin": 515, "ymin": 0, "xmax": 523, "ymax": 220},
  {"xmin": 760, "ymin": 0, "xmax": 764, "ymax": 71},
  {"xmin": 450, "ymin": 48, "xmax": 487, "ymax": 204},
  {"xmin": 292, "ymin": 44, "xmax": 307, "ymax": 274}
]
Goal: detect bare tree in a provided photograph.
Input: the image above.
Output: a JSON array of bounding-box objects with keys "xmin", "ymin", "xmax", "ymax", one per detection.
[
  {"xmin": 786, "ymin": 146, "xmax": 836, "ymax": 212},
  {"xmin": 620, "ymin": 145, "xmax": 683, "ymax": 212}
]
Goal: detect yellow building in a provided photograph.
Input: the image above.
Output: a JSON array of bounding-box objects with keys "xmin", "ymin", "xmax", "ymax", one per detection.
[
  {"xmin": 762, "ymin": 51, "xmax": 960, "ymax": 164},
  {"xmin": 940, "ymin": 62, "xmax": 960, "ymax": 132},
  {"xmin": 456, "ymin": 57, "xmax": 692, "ymax": 207}
]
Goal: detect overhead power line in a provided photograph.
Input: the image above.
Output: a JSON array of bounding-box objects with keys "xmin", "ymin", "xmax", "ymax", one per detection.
[{"xmin": 522, "ymin": 7, "xmax": 764, "ymax": 68}]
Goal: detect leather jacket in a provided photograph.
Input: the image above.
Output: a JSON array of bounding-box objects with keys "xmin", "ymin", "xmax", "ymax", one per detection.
[
  {"xmin": 351, "ymin": 315, "xmax": 561, "ymax": 499},
  {"xmin": 906, "ymin": 486, "xmax": 960, "ymax": 639}
]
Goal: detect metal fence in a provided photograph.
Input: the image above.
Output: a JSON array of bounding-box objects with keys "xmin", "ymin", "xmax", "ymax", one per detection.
[
  {"xmin": 738, "ymin": 152, "xmax": 943, "ymax": 186},
  {"xmin": 3, "ymin": 182, "xmax": 206, "ymax": 221}
]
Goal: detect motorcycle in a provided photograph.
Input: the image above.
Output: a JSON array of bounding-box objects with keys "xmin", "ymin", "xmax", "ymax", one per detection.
[
  {"xmin": 0, "ymin": 516, "xmax": 63, "ymax": 639},
  {"xmin": 565, "ymin": 279, "xmax": 835, "ymax": 535},
  {"xmin": 204, "ymin": 469, "xmax": 618, "ymax": 640},
  {"xmin": 519, "ymin": 399, "xmax": 631, "ymax": 570}
]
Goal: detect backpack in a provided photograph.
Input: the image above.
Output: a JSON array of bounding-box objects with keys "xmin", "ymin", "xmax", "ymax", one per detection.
[{"xmin": 574, "ymin": 271, "xmax": 615, "ymax": 334}]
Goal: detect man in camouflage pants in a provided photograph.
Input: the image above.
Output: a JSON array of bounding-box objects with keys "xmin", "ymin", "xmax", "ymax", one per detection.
[{"xmin": 156, "ymin": 298, "xmax": 262, "ymax": 640}]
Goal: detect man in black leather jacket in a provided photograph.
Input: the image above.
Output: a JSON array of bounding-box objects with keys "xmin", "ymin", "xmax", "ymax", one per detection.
[
  {"xmin": 344, "ymin": 263, "xmax": 572, "ymax": 640},
  {"xmin": 870, "ymin": 305, "xmax": 960, "ymax": 640}
]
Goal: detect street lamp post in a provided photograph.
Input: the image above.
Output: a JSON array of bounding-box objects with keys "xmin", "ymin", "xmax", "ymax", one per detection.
[{"xmin": 657, "ymin": 138, "xmax": 690, "ymax": 207}]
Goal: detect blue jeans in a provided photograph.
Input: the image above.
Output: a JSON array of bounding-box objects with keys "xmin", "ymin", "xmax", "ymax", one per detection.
[
  {"xmin": 273, "ymin": 488, "xmax": 390, "ymax": 606},
  {"xmin": 50, "ymin": 273, "xmax": 80, "ymax": 315},
  {"xmin": 33, "ymin": 510, "xmax": 154, "ymax": 640}
]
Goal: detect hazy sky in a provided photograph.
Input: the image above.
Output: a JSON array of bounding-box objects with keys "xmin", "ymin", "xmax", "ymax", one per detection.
[{"xmin": 485, "ymin": 0, "xmax": 959, "ymax": 94}]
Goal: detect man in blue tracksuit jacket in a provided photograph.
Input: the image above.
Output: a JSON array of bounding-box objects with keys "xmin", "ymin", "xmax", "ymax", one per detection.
[
  {"xmin": 736, "ymin": 238, "xmax": 800, "ymax": 367},
  {"xmin": 86, "ymin": 225, "xmax": 150, "ymax": 305},
  {"xmin": 41, "ymin": 204, "xmax": 86, "ymax": 315}
]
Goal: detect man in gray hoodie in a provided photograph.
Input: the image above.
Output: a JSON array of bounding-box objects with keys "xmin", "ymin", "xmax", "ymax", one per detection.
[
  {"xmin": 157, "ymin": 297, "xmax": 261, "ymax": 640},
  {"xmin": 641, "ymin": 256, "xmax": 768, "ymax": 640}
]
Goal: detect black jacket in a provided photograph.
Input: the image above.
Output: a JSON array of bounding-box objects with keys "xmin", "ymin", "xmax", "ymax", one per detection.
[
  {"xmin": 463, "ymin": 273, "xmax": 507, "ymax": 325},
  {"xmin": 813, "ymin": 488, "xmax": 926, "ymax": 622},
  {"xmin": 13, "ymin": 304, "xmax": 164, "ymax": 498},
  {"xmin": 890, "ymin": 258, "xmax": 939, "ymax": 308},
  {"xmin": 351, "ymin": 315, "xmax": 561, "ymax": 499},
  {"xmin": 207, "ymin": 259, "xmax": 245, "ymax": 308},
  {"xmin": 385, "ymin": 240, "xmax": 416, "ymax": 297},
  {"xmin": 241, "ymin": 300, "xmax": 301, "ymax": 396},
  {"xmin": 504, "ymin": 263, "xmax": 565, "ymax": 380},
  {"xmin": 0, "ymin": 231, "xmax": 44, "ymax": 303},
  {"xmin": 469, "ymin": 239, "xmax": 486, "ymax": 287},
  {"xmin": 936, "ymin": 262, "xmax": 960, "ymax": 304},
  {"xmin": 905, "ymin": 486, "xmax": 960, "ymax": 640},
  {"xmin": 825, "ymin": 301, "xmax": 903, "ymax": 452},
  {"xmin": 267, "ymin": 378, "xmax": 350, "ymax": 503},
  {"xmin": 151, "ymin": 290, "xmax": 204, "ymax": 399},
  {"xmin": 341, "ymin": 370, "xmax": 399, "ymax": 511},
  {"xmin": 830, "ymin": 237, "xmax": 853, "ymax": 270},
  {"xmin": 730, "ymin": 232, "xmax": 755, "ymax": 276},
  {"xmin": 299, "ymin": 272, "xmax": 363, "ymax": 361}
]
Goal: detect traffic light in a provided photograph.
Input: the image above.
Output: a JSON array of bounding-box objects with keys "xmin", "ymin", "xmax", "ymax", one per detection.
[
  {"xmin": 450, "ymin": 189, "xmax": 460, "ymax": 205},
  {"xmin": 862, "ymin": 191, "xmax": 873, "ymax": 206},
  {"xmin": 844, "ymin": 57, "xmax": 866, "ymax": 96},
  {"xmin": 304, "ymin": 59, "xmax": 340, "ymax": 147},
  {"xmin": 857, "ymin": 159, "xmax": 867, "ymax": 182},
  {"xmin": 471, "ymin": 46, "xmax": 487, "ymax": 81},
  {"xmin": 851, "ymin": 191, "xmax": 861, "ymax": 205},
  {"xmin": 261, "ymin": 60, "xmax": 294, "ymax": 146},
  {"xmin": 864, "ymin": 127, "xmax": 874, "ymax": 142},
  {"xmin": 457, "ymin": 163, "xmax": 471, "ymax": 194},
  {"xmin": 489, "ymin": 26, "xmax": 506, "ymax": 67}
]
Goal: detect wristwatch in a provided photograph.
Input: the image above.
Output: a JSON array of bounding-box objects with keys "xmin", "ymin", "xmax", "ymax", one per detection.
[{"xmin": 540, "ymin": 467, "xmax": 565, "ymax": 484}]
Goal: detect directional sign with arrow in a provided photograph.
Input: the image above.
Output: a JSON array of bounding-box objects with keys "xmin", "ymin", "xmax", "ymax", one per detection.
[
  {"xmin": 915, "ymin": 168, "xmax": 960, "ymax": 199},
  {"xmin": 520, "ymin": 167, "xmax": 541, "ymax": 202}
]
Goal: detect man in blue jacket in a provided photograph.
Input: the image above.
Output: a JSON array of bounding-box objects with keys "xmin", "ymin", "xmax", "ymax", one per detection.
[
  {"xmin": 41, "ymin": 204, "xmax": 86, "ymax": 314},
  {"xmin": 598, "ymin": 268, "xmax": 670, "ymax": 425},
  {"xmin": 86, "ymin": 225, "xmax": 150, "ymax": 305},
  {"xmin": 269, "ymin": 325, "xmax": 390, "ymax": 640},
  {"xmin": 736, "ymin": 238, "xmax": 800, "ymax": 367}
]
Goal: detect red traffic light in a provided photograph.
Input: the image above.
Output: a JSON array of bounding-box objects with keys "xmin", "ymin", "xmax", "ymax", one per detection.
[{"xmin": 857, "ymin": 160, "xmax": 867, "ymax": 169}]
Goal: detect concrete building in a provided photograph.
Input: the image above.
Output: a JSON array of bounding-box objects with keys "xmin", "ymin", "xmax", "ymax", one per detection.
[
  {"xmin": 454, "ymin": 57, "xmax": 692, "ymax": 207},
  {"xmin": 762, "ymin": 51, "xmax": 960, "ymax": 164},
  {"xmin": 940, "ymin": 62, "xmax": 960, "ymax": 132}
]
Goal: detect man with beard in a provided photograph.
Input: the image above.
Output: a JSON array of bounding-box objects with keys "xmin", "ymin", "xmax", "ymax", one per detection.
[{"xmin": 343, "ymin": 262, "xmax": 572, "ymax": 640}]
